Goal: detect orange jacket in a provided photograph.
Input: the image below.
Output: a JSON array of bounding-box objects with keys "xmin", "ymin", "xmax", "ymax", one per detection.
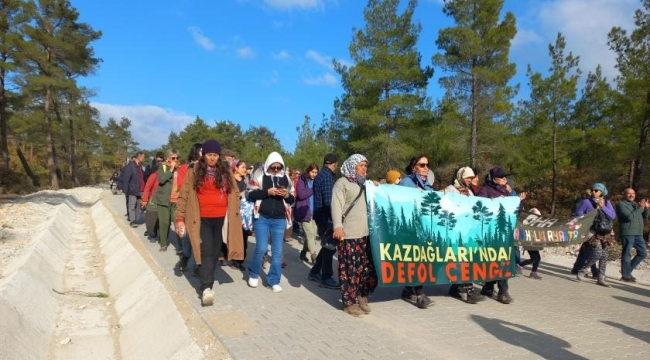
[{"xmin": 142, "ymin": 171, "xmax": 159, "ymax": 204}]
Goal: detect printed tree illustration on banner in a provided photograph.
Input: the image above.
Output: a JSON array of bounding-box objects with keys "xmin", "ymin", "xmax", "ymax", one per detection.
[
  {"xmin": 472, "ymin": 200, "xmax": 493, "ymax": 244},
  {"xmin": 495, "ymin": 204, "xmax": 509, "ymax": 244},
  {"xmin": 386, "ymin": 196, "xmax": 398, "ymax": 236},
  {"xmin": 421, "ymin": 191, "xmax": 442, "ymax": 238},
  {"xmin": 411, "ymin": 199, "xmax": 427, "ymax": 241},
  {"xmin": 437, "ymin": 210, "xmax": 457, "ymax": 242}
]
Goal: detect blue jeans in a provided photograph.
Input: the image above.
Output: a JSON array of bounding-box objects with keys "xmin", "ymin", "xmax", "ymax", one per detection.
[
  {"xmin": 621, "ymin": 235, "xmax": 648, "ymax": 277},
  {"xmin": 248, "ymin": 216, "xmax": 286, "ymax": 287}
]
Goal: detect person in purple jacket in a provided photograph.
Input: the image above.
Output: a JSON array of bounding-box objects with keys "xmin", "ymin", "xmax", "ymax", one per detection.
[
  {"xmin": 573, "ymin": 182, "xmax": 616, "ymax": 287},
  {"xmin": 296, "ymin": 164, "xmax": 320, "ymax": 265}
]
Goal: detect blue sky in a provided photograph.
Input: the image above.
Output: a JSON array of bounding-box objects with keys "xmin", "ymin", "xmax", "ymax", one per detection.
[{"xmin": 74, "ymin": 0, "xmax": 638, "ymax": 152}]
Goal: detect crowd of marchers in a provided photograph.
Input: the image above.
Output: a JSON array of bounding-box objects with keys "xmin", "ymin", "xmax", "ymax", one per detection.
[{"xmin": 110, "ymin": 142, "xmax": 649, "ymax": 316}]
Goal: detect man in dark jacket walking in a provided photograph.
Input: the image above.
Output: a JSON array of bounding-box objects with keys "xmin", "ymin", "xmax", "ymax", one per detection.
[
  {"xmin": 616, "ymin": 188, "xmax": 650, "ymax": 282},
  {"xmin": 307, "ymin": 153, "xmax": 341, "ymax": 289},
  {"xmin": 123, "ymin": 152, "xmax": 145, "ymax": 227}
]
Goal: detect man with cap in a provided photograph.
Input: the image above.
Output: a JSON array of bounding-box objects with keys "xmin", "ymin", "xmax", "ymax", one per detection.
[
  {"xmin": 476, "ymin": 166, "xmax": 526, "ymax": 304},
  {"xmin": 308, "ymin": 153, "xmax": 341, "ymax": 289}
]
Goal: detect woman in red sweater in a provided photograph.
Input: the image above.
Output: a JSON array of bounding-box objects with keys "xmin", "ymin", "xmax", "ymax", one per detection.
[{"xmin": 175, "ymin": 139, "xmax": 243, "ymax": 306}]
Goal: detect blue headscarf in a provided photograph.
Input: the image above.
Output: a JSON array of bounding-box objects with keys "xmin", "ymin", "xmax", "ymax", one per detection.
[{"xmin": 592, "ymin": 182, "xmax": 608, "ymax": 197}]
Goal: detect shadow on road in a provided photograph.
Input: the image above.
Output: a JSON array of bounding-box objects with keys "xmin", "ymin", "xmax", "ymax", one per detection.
[
  {"xmin": 602, "ymin": 320, "xmax": 650, "ymax": 344},
  {"xmin": 612, "ymin": 295, "xmax": 650, "ymax": 309},
  {"xmin": 471, "ymin": 315, "xmax": 588, "ymax": 360}
]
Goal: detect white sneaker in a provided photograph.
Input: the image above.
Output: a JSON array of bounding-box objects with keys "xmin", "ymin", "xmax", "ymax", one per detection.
[
  {"xmin": 248, "ymin": 277, "xmax": 259, "ymax": 288},
  {"xmin": 271, "ymin": 284, "xmax": 283, "ymax": 293},
  {"xmin": 202, "ymin": 288, "xmax": 214, "ymax": 306}
]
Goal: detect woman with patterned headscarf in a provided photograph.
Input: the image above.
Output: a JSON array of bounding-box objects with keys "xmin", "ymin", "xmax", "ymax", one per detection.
[
  {"xmin": 444, "ymin": 166, "xmax": 487, "ymax": 304},
  {"xmin": 332, "ymin": 154, "xmax": 377, "ymax": 317}
]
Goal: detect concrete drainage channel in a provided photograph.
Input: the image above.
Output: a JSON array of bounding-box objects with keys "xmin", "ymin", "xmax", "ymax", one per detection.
[{"xmin": 0, "ymin": 190, "xmax": 228, "ymax": 360}]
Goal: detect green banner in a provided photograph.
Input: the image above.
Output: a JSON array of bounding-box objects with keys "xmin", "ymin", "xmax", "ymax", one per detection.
[
  {"xmin": 367, "ymin": 183, "xmax": 520, "ymax": 287},
  {"xmin": 514, "ymin": 209, "xmax": 597, "ymax": 247}
]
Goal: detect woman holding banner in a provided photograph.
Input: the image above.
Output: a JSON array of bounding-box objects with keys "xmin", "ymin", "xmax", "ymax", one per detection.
[
  {"xmin": 445, "ymin": 166, "xmax": 487, "ymax": 304},
  {"xmin": 332, "ymin": 154, "xmax": 377, "ymax": 317},
  {"xmin": 518, "ymin": 207, "xmax": 544, "ymax": 279},
  {"xmin": 398, "ymin": 155, "xmax": 435, "ymax": 309},
  {"xmin": 574, "ymin": 182, "xmax": 616, "ymax": 287},
  {"xmin": 476, "ymin": 166, "xmax": 526, "ymax": 304}
]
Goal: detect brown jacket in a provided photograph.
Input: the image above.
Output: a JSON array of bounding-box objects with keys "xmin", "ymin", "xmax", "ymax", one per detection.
[{"xmin": 175, "ymin": 165, "xmax": 244, "ymax": 265}]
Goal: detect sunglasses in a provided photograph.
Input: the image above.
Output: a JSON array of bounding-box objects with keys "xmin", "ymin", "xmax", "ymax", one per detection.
[
  {"xmin": 592, "ymin": 189, "xmax": 601, "ymax": 193},
  {"xmin": 170, "ymin": 157, "xmax": 178, "ymax": 160},
  {"xmin": 269, "ymin": 166, "xmax": 282, "ymax": 171},
  {"xmin": 416, "ymin": 163, "xmax": 429, "ymax": 168}
]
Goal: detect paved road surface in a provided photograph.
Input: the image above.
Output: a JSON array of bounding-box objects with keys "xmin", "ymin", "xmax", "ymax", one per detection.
[{"xmin": 105, "ymin": 191, "xmax": 650, "ymax": 360}]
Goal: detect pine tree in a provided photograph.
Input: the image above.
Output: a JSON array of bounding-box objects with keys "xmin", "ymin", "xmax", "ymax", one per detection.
[
  {"xmin": 472, "ymin": 200, "xmax": 493, "ymax": 240},
  {"xmin": 292, "ymin": 115, "xmax": 329, "ymax": 171},
  {"xmin": 334, "ymin": 0, "xmax": 433, "ymax": 176},
  {"xmin": 433, "ymin": 0, "xmax": 517, "ymax": 167},
  {"xmin": 0, "ymin": 0, "xmax": 26, "ymax": 171},
  {"xmin": 437, "ymin": 209, "xmax": 457, "ymax": 242},
  {"xmin": 421, "ymin": 191, "xmax": 441, "ymax": 238},
  {"xmin": 19, "ymin": 0, "xmax": 101, "ymax": 189},
  {"xmin": 517, "ymin": 33, "xmax": 580, "ymax": 215},
  {"xmin": 608, "ymin": 0, "xmax": 650, "ymax": 191}
]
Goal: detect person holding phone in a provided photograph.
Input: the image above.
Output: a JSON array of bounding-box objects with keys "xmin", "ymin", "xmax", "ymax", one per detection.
[
  {"xmin": 153, "ymin": 149, "xmax": 180, "ymax": 252},
  {"xmin": 246, "ymin": 152, "xmax": 295, "ymax": 293}
]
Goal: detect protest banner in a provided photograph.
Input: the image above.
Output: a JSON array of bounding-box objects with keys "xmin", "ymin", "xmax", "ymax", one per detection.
[
  {"xmin": 514, "ymin": 209, "xmax": 597, "ymax": 247},
  {"xmin": 366, "ymin": 183, "xmax": 520, "ymax": 287}
]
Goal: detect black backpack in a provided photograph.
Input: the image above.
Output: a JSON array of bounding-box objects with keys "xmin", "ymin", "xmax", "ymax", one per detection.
[{"xmin": 591, "ymin": 201, "xmax": 613, "ymax": 235}]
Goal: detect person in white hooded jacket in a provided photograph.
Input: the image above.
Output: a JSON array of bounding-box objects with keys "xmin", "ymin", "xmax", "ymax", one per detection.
[{"xmin": 245, "ymin": 152, "xmax": 295, "ymax": 293}]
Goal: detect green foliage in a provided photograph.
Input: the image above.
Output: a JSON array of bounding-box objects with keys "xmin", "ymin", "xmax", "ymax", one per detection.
[
  {"xmin": 433, "ymin": 0, "xmax": 517, "ymax": 167},
  {"xmin": 291, "ymin": 115, "xmax": 330, "ymax": 172},
  {"xmin": 157, "ymin": 119, "xmax": 285, "ymax": 167},
  {"xmin": 608, "ymin": 0, "xmax": 650, "ymax": 191},
  {"xmin": 334, "ymin": 0, "xmax": 433, "ymax": 178},
  {"xmin": 511, "ymin": 33, "xmax": 580, "ymax": 214},
  {"xmin": 3, "ymin": 0, "xmax": 650, "ymax": 215}
]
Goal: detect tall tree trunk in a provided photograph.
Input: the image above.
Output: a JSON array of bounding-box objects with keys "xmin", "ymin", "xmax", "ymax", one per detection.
[
  {"xmin": 0, "ymin": 67, "xmax": 9, "ymax": 170},
  {"xmin": 629, "ymin": 160, "xmax": 635, "ymax": 188},
  {"xmin": 632, "ymin": 87, "xmax": 650, "ymax": 192},
  {"xmin": 6, "ymin": 126, "xmax": 39, "ymax": 186},
  {"xmin": 68, "ymin": 109, "xmax": 78, "ymax": 186},
  {"xmin": 470, "ymin": 72, "xmax": 478, "ymax": 168},
  {"xmin": 45, "ymin": 85, "xmax": 59, "ymax": 190},
  {"xmin": 551, "ymin": 121, "xmax": 558, "ymax": 216}
]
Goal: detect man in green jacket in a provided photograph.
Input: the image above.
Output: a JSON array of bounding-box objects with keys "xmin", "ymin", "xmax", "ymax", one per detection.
[{"xmin": 615, "ymin": 188, "xmax": 649, "ymax": 282}]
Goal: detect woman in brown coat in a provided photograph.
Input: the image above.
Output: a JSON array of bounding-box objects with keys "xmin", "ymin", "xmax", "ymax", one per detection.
[{"xmin": 175, "ymin": 139, "xmax": 244, "ymax": 306}]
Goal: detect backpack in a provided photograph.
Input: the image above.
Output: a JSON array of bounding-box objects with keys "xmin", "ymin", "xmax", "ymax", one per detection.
[{"xmin": 591, "ymin": 208, "xmax": 613, "ymax": 235}]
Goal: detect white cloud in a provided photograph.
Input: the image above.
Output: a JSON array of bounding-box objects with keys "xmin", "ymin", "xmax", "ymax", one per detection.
[
  {"xmin": 512, "ymin": 28, "xmax": 543, "ymax": 47},
  {"xmin": 305, "ymin": 50, "xmax": 333, "ymax": 69},
  {"xmin": 272, "ymin": 50, "xmax": 291, "ymax": 60},
  {"xmin": 91, "ymin": 103, "xmax": 195, "ymax": 150},
  {"xmin": 188, "ymin": 26, "xmax": 215, "ymax": 51},
  {"xmin": 237, "ymin": 46, "xmax": 256, "ymax": 59},
  {"xmin": 262, "ymin": 70, "xmax": 280, "ymax": 85},
  {"xmin": 519, "ymin": 0, "xmax": 637, "ymax": 79},
  {"xmin": 264, "ymin": 0, "xmax": 323, "ymax": 10},
  {"xmin": 304, "ymin": 72, "xmax": 337, "ymax": 86}
]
